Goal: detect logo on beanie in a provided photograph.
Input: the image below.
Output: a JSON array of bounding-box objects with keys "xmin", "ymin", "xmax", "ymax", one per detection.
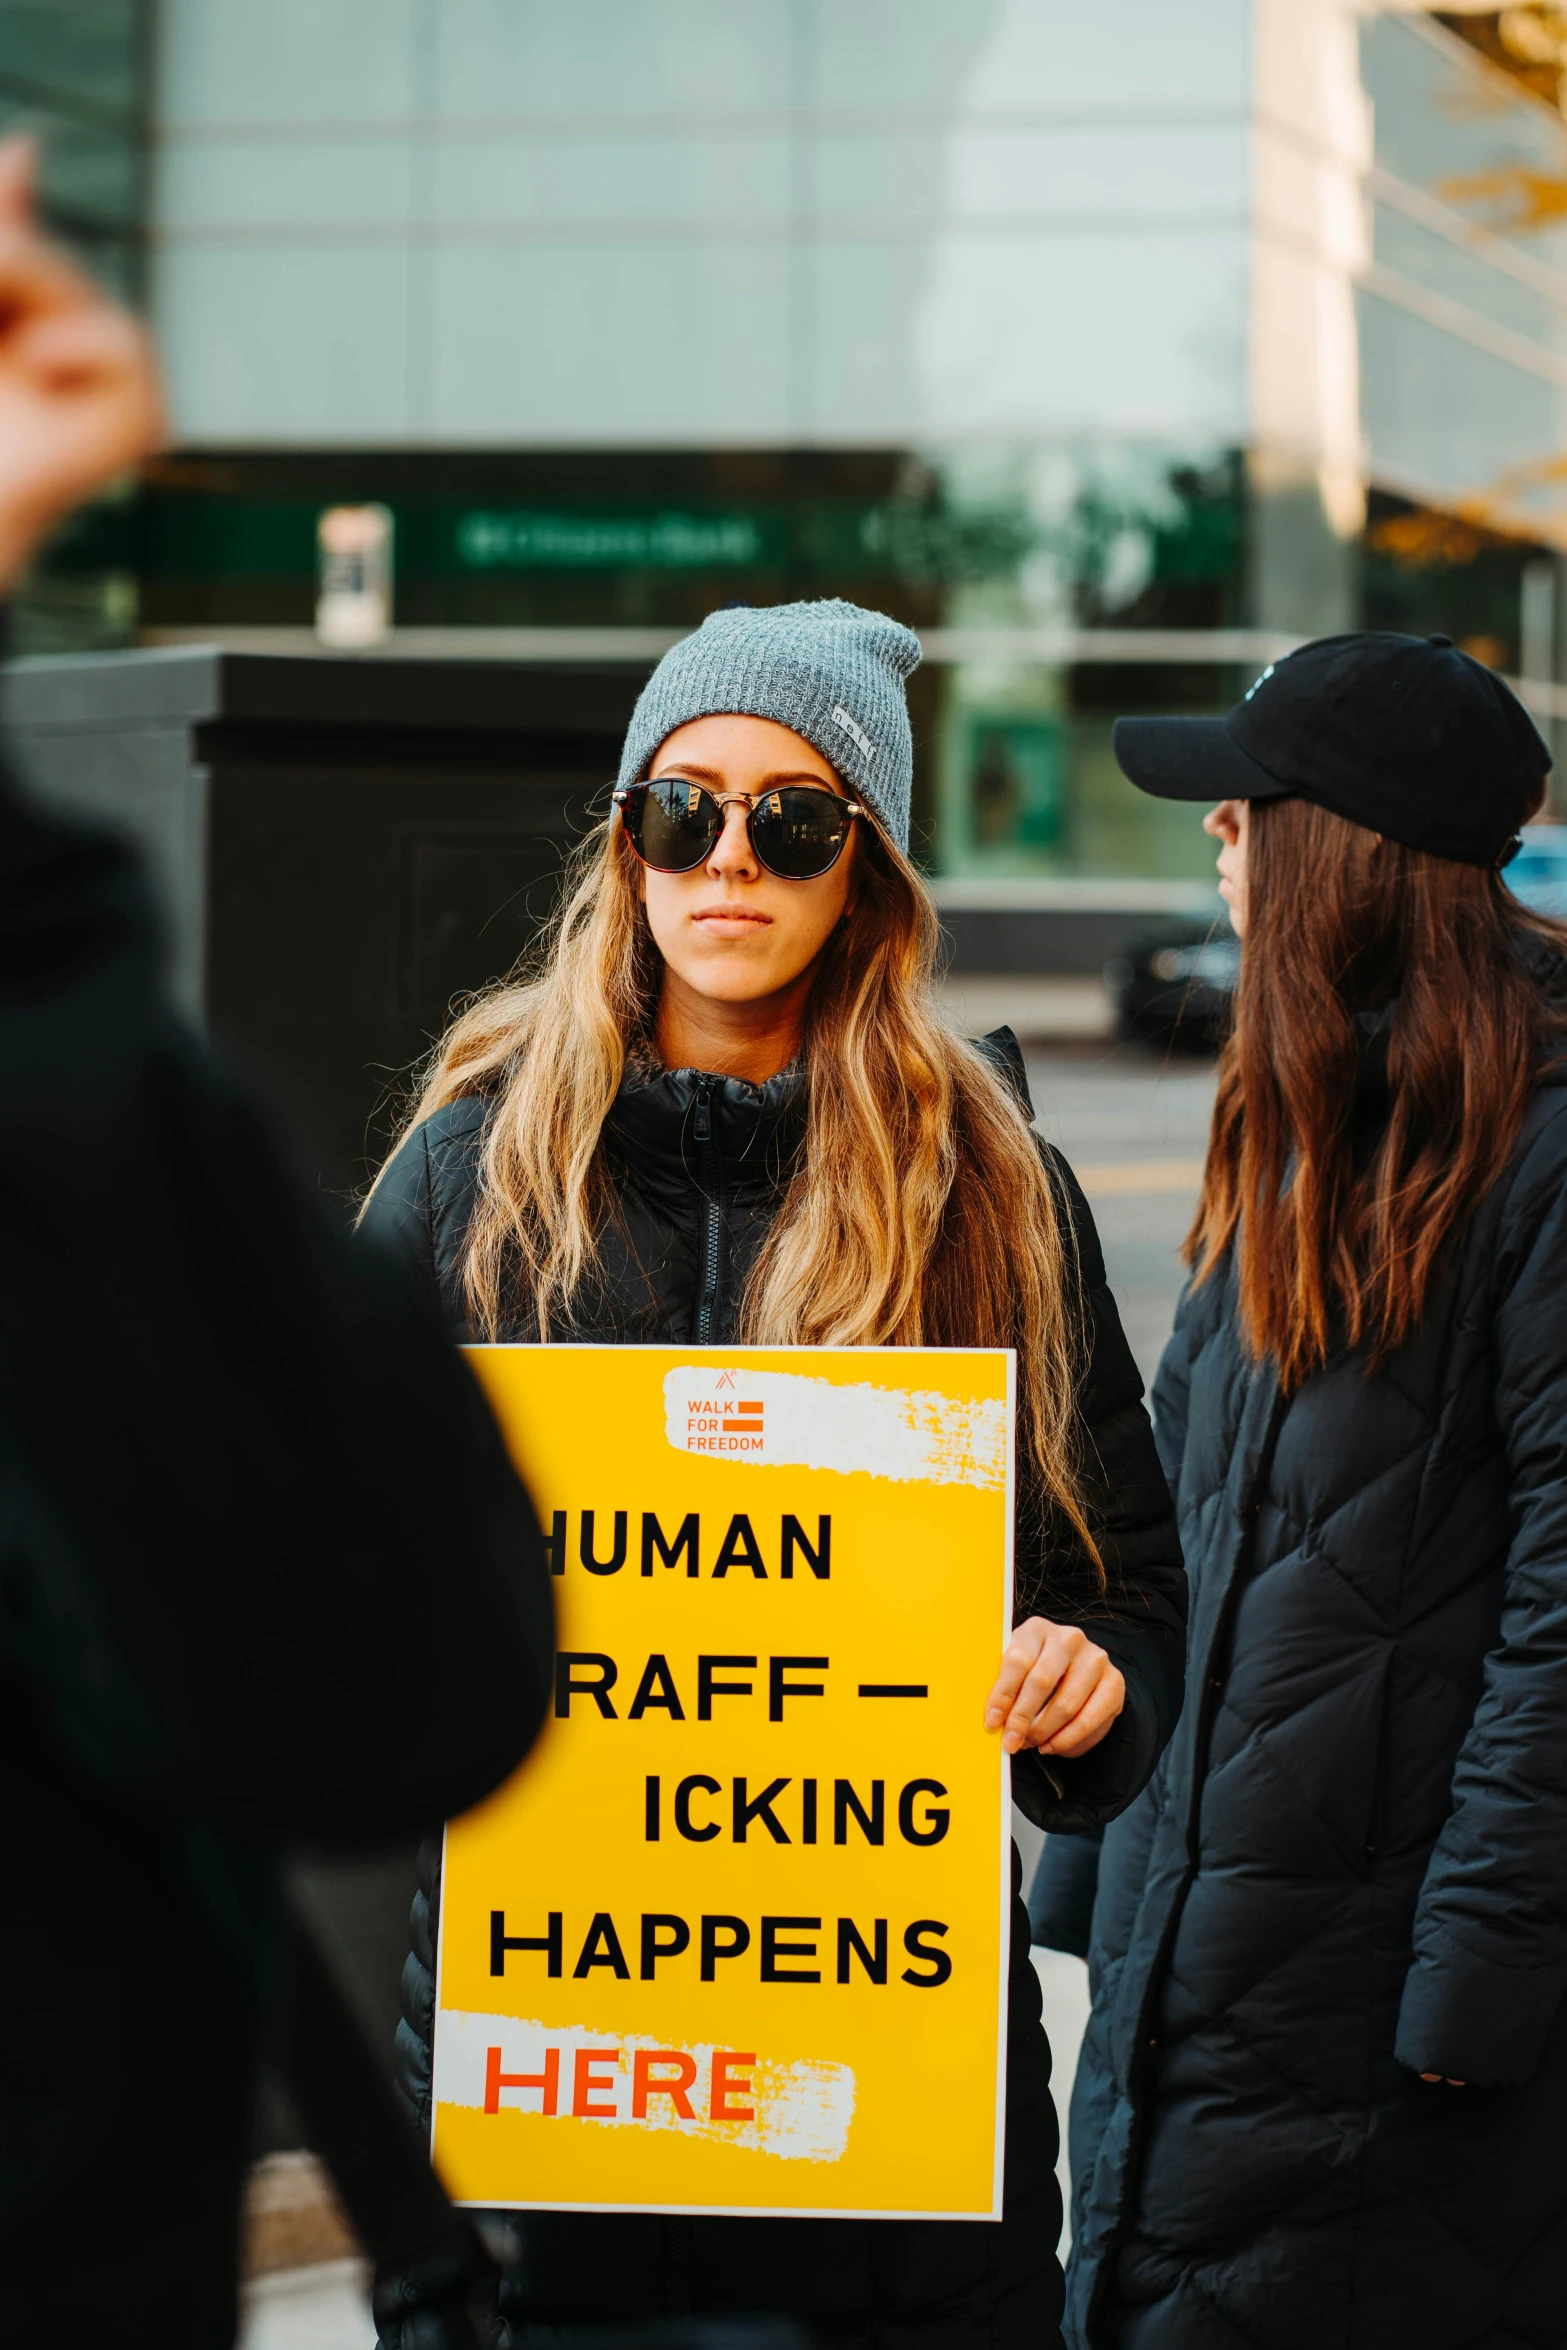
[
  {"xmin": 1244, "ymin": 663, "xmax": 1276, "ymax": 702},
  {"xmin": 830, "ymin": 704, "xmax": 876, "ymax": 762}
]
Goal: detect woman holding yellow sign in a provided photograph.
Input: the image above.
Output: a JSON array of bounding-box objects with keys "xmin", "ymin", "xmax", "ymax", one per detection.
[{"xmin": 363, "ymin": 600, "xmax": 1185, "ymax": 2348}]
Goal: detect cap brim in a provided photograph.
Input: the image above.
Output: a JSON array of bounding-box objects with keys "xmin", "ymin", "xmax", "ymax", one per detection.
[{"xmin": 1113, "ymin": 715, "xmax": 1292, "ymax": 804}]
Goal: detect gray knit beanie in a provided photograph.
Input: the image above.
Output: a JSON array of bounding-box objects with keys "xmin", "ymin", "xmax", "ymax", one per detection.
[{"xmin": 616, "ymin": 598, "xmax": 922, "ymax": 853}]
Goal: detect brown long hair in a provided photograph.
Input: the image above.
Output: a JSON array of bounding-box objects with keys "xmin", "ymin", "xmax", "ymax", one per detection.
[
  {"xmin": 370, "ymin": 807, "xmax": 1101, "ymax": 1580},
  {"xmin": 1187, "ymin": 794, "xmax": 1567, "ymax": 1389}
]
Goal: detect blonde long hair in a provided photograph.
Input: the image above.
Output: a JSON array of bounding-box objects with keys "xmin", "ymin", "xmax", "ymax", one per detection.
[{"xmin": 375, "ymin": 809, "xmax": 1100, "ymax": 1582}]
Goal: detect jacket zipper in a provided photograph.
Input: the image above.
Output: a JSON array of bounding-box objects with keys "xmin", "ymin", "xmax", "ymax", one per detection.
[{"xmin": 693, "ymin": 1082, "xmax": 723, "ymax": 1343}]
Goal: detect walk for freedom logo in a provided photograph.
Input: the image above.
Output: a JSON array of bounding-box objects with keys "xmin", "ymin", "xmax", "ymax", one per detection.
[{"xmin": 664, "ymin": 1366, "xmax": 1007, "ymax": 1489}]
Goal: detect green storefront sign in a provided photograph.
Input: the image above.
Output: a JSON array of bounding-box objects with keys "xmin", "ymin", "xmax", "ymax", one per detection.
[
  {"xmin": 142, "ymin": 498, "xmax": 838, "ymax": 580},
  {"xmin": 455, "ymin": 509, "xmax": 774, "ymax": 570},
  {"xmin": 135, "ymin": 471, "xmax": 1243, "ymax": 605}
]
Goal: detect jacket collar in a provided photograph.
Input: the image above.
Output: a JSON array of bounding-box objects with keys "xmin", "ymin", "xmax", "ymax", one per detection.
[
  {"xmin": 601, "ymin": 1022, "xmax": 1024, "ymax": 1197},
  {"xmin": 1519, "ymin": 930, "xmax": 1567, "ymax": 1083},
  {"xmin": 605, "ymin": 1052, "xmax": 807, "ymax": 1196}
]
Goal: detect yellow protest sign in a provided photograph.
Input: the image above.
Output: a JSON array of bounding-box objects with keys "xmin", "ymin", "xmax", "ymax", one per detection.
[{"xmin": 433, "ymin": 1344, "xmax": 1014, "ymax": 2221}]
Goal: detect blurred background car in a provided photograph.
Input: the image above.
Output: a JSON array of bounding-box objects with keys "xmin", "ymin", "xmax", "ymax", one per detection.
[
  {"xmin": 1508, "ymin": 819, "xmax": 1567, "ymax": 918},
  {"xmin": 1106, "ymin": 823, "xmax": 1567, "ymax": 1051},
  {"xmin": 1105, "ymin": 917, "xmax": 1238, "ymax": 1051}
]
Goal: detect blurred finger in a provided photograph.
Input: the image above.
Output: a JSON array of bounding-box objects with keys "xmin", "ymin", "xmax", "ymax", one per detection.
[
  {"xmin": 0, "ymin": 218, "xmax": 96, "ymax": 325},
  {"xmin": 0, "ymin": 137, "xmax": 34, "ymax": 229},
  {"xmin": 15, "ymin": 304, "xmax": 150, "ymax": 385}
]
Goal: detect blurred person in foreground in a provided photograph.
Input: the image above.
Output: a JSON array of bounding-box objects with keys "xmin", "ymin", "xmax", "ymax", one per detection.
[
  {"xmin": 1034, "ymin": 636, "xmax": 1567, "ymax": 2349},
  {"xmin": 0, "ymin": 141, "xmax": 553, "ymax": 2347}
]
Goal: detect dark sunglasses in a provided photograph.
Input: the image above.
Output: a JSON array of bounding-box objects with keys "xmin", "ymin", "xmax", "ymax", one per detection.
[{"xmin": 612, "ymin": 776, "xmax": 865, "ymax": 880}]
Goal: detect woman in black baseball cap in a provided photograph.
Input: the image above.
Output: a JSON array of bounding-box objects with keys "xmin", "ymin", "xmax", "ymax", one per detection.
[{"xmin": 1037, "ymin": 634, "xmax": 1567, "ymax": 2350}]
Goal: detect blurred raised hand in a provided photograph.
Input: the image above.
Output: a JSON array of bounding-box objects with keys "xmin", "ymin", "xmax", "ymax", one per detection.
[{"xmin": 0, "ymin": 137, "xmax": 162, "ymax": 593}]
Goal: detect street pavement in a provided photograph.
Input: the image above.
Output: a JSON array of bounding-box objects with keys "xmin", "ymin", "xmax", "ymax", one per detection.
[
  {"xmin": 240, "ymin": 2261, "xmax": 373, "ymax": 2350},
  {"xmin": 239, "ymin": 1039, "xmax": 1217, "ymax": 2344},
  {"xmin": 1024, "ymin": 1038, "xmax": 1217, "ymax": 1394}
]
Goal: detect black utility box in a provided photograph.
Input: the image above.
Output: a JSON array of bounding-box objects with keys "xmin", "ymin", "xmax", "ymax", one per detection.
[
  {"xmin": 1, "ymin": 644, "xmax": 650, "ymax": 2111},
  {"xmin": 1, "ymin": 646, "xmax": 648, "ymax": 1197}
]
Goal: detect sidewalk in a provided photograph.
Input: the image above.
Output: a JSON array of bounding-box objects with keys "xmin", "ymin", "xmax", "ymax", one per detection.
[
  {"xmin": 240, "ymin": 2257, "xmax": 374, "ymax": 2350},
  {"xmin": 939, "ymin": 972, "xmax": 1114, "ymax": 1043}
]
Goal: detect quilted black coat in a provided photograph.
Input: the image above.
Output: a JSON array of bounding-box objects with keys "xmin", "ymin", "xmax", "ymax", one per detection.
[
  {"xmin": 360, "ymin": 1035, "xmax": 1187, "ymax": 2350},
  {"xmin": 1035, "ymin": 1013, "xmax": 1567, "ymax": 2350}
]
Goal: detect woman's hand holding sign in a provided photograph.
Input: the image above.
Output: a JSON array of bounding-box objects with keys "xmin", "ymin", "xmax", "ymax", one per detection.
[{"xmin": 985, "ymin": 1619, "xmax": 1126, "ymax": 1758}]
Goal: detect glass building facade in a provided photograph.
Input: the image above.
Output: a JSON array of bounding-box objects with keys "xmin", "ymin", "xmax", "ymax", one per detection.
[{"xmin": 23, "ymin": 3, "xmax": 1567, "ymax": 870}]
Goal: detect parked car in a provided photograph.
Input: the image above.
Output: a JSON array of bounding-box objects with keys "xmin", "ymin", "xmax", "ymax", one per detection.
[
  {"xmin": 1105, "ymin": 915, "xmax": 1238, "ymax": 1051},
  {"xmin": 1506, "ymin": 822, "xmax": 1567, "ymax": 919}
]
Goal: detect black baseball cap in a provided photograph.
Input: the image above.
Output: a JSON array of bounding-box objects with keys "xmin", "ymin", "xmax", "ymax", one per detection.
[{"xmin": 1113, "ymin": 632, "xmax": 1551, "ymax": 868}]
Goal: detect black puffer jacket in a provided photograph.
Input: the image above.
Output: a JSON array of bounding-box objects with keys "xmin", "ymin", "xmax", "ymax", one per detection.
[
  {"xmin": 1035, "ymin": 1012, "xmax": 1567, "ymax": 2349},
  {"xmin": 361, "ymin": 1034, "xmax": 1187, "ymax": 2349}
]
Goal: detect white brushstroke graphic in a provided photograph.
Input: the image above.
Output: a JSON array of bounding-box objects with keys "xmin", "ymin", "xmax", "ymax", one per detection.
[
  {"xmin": 664, "ymin": 1366, "xmax": 1007, "ymax": 1489},
  {"xmin": 434, "ymin": 2010, "xmax": 855, "ymax": 2163}
]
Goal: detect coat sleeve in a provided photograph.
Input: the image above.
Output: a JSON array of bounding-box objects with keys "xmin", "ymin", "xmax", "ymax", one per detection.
[
  {"xmin": 358, "ymin": 1098, "xmax": 488, "ymax": 1337},
  {"xmin": 0, "ymin": 754, "xmax": 553, "ymax": 1850},
  {"xmin": 1028, "ymin": 1824, "xmax": 1103, "ymax": 1955},
  {"xmin": 1011, "ymin": 1144, "xmax": 1188, "ymax": 1837},
  {"xmin": 1396, "ymin": 1098, "xmax": 1567, "ymax": 2085},
  {"xmin": 1150, "ymin": 1278, "xmax": 1197, "ymax": 1493},
  {"xmin": 359, "ymin": 1118, "xmax": 439, "ymax": 1292}
]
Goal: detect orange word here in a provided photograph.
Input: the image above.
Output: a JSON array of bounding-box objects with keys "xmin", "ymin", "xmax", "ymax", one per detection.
[{"xmin": 484, "ymin": 2043, "xmax": 755, "ymax": 2122}]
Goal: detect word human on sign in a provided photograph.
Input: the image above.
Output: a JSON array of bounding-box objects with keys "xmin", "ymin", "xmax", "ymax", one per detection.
[
  {"xmin": 490, "ymin": 1908, "xmax": 953, "ymax": 1988},
  {"xmin": 542, "ymin": 1509, "xmax": 830, "ymax": 1579}
]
